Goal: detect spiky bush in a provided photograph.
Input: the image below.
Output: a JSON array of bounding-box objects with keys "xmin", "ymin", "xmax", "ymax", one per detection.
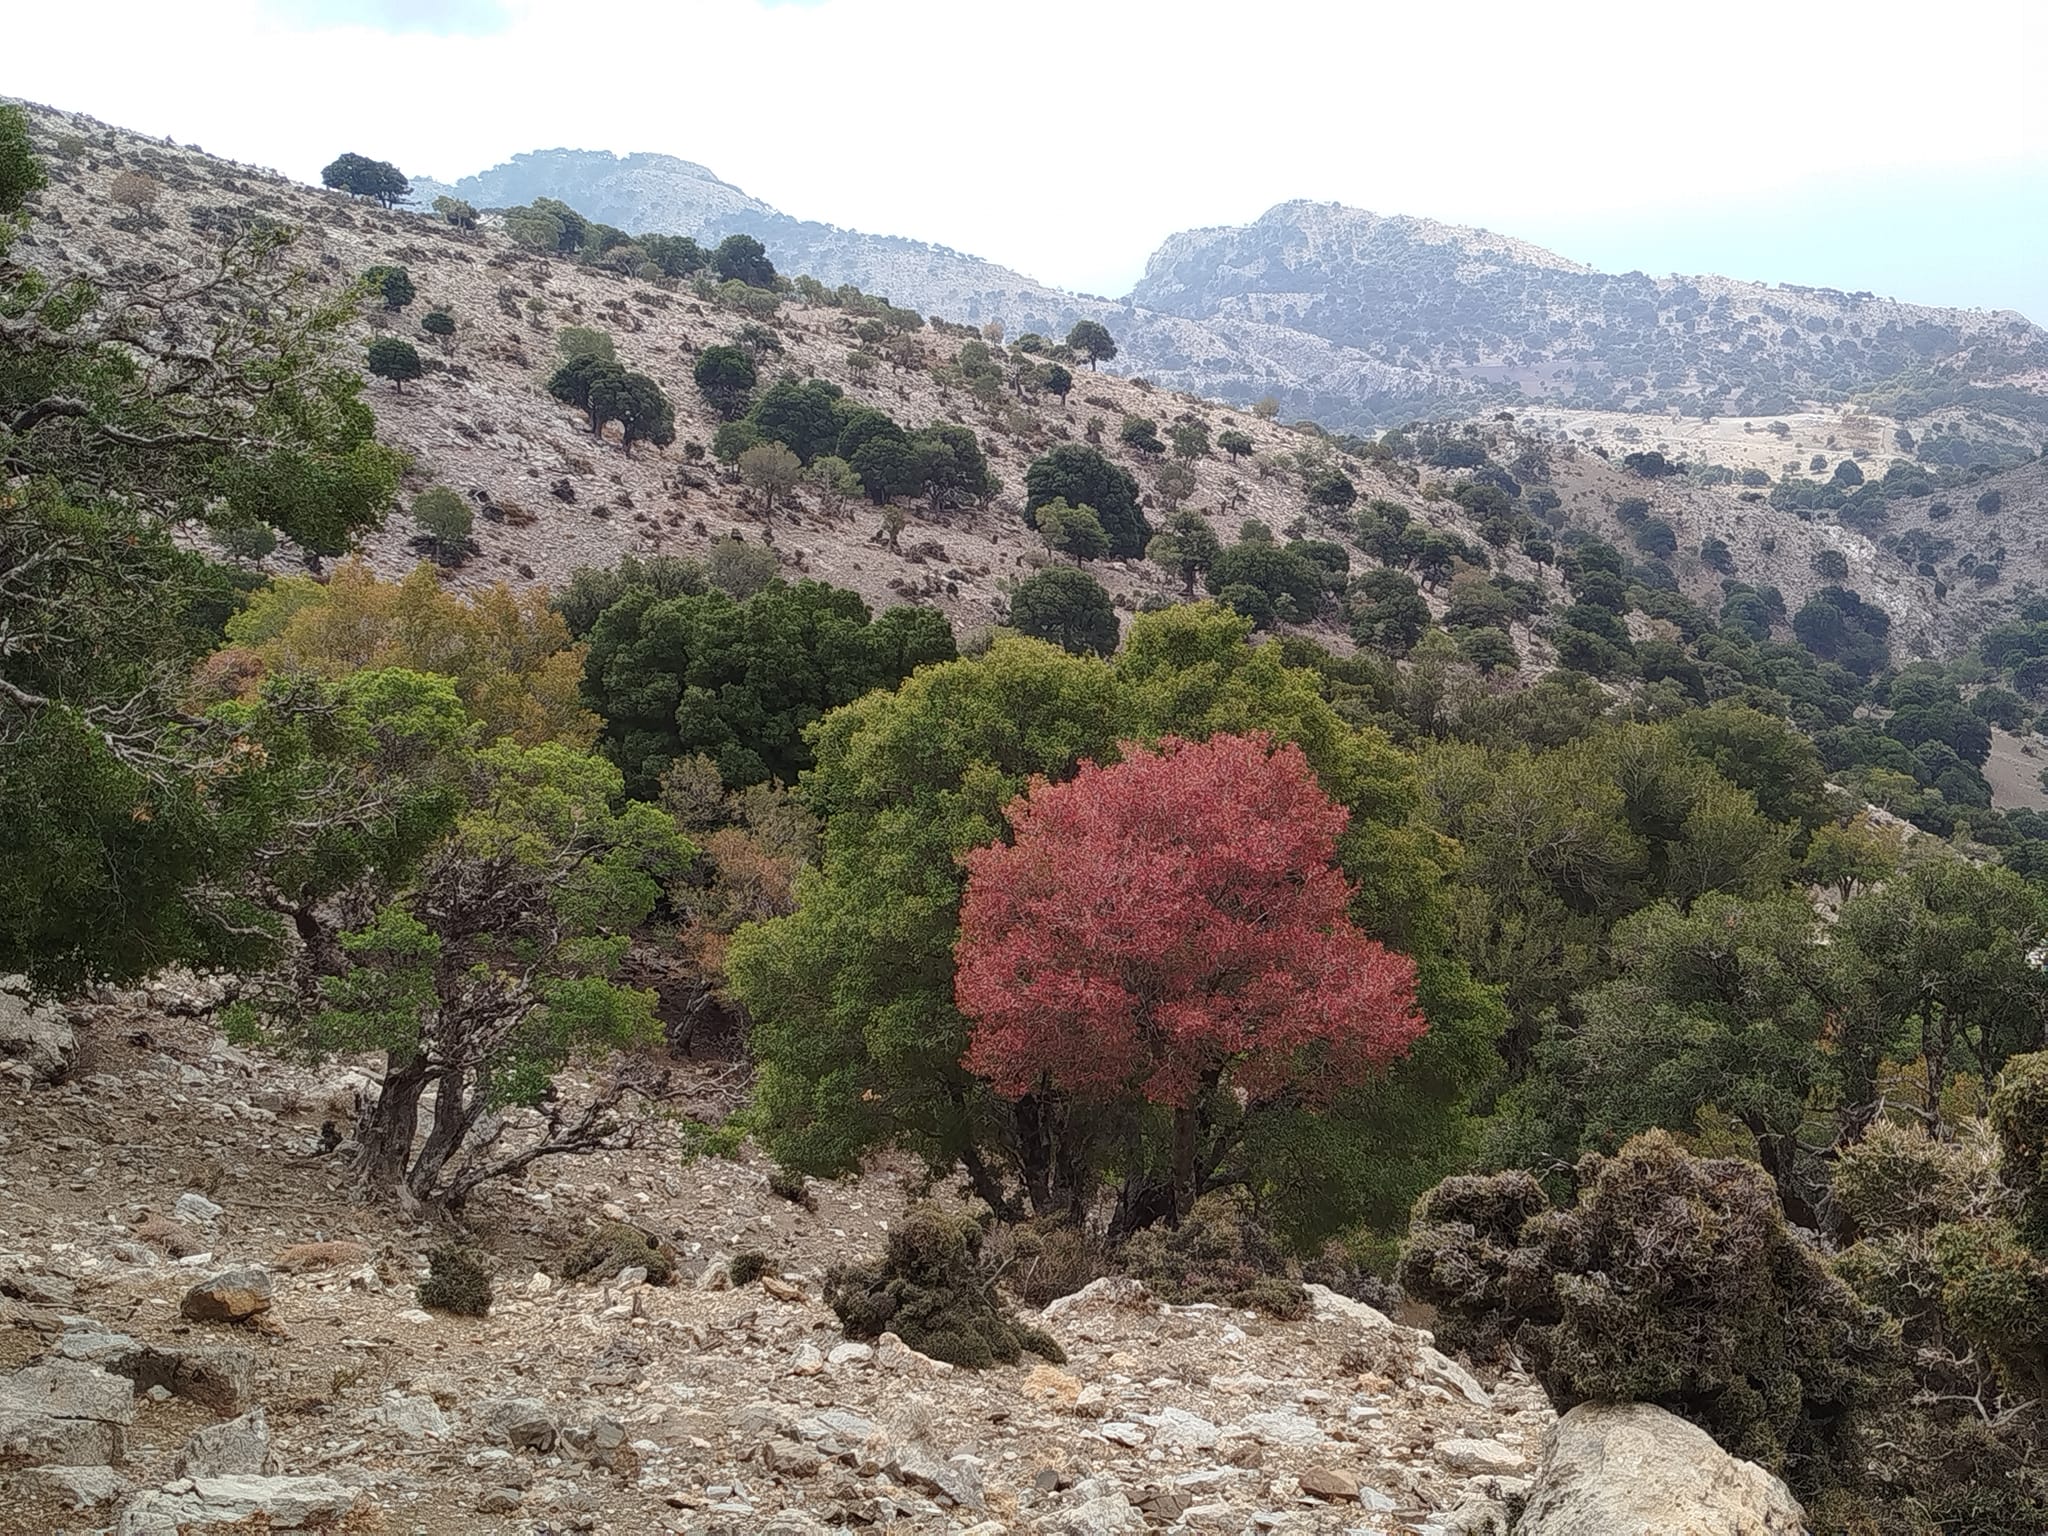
[
  {"xmin": 825, "ymin": 1204, "xmax": 1064, "ymax": 1369},
  {"xmin": 417, "ymin": 1244, "xmax": 492, "ymax": 1316}
]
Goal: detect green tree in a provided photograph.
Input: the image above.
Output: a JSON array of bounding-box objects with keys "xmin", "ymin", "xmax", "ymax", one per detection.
[
  {"xmin": 1455, "ymin": 626, "xmax": 1518, "ymax": 675},
  {"xmin": 749, "ymin": 376, "xmax": 845, "ymax": 464},
  {"xmin": 363, "ymin": 264, "xmax": 414, "ymax": 311},
  {"xmin": 1067, "ymin": 319, "xmax": 1117, "ymax": 370},
  {"xmin": 0, "ymin": 105, "xmax": 47, "ymax": 222},
  {"xmin": 1024, "ymin": 444, "xmax": 1147, "ymax": 559},
  {"xmin": 590, "ymin": 370, "xmax": 674, "ymax": 454},
  {"xmin": 555, "ymin": 326, "xmax": 616, "ymax": 365},
  {"xmin": 432, "ymin": 195, "xmax": 477, "ymax": 229},
  {"xmin": 547, "ymin": 352, "xmax": 619, "ymax": 432},
  {"xmin": 1348, "ymin": 569, "xmax": 1429, "ymax": 657},
  {"xmin": 1207, "ymin": 540, "xmax": 1326, "ymax": 626},
  {"xmin": 1009, "ymin": 568, "xmax": 1119, "ymax": 657},
  {"xmin": 1119, "ymin": 415, "xmax": 1164, "ymax": 456},
  {"xmin": 1147, "ymin": 510, "xmax": 1222, "ymax": 596},
  {"xmin": 578, "ymin": 580, "xmax": 957, "ymax": 793},
  {"xmin": 706, "ymin": 537, "xmax": 779, "ymax": 599},
  {"xmin": 366, "ymin": 335, "xmax": 423, "ymax": 392},
  {"xmin": 641, "ymin": 233, "xmax": 708, "ymax": 278},
  {"xmin": 320, "ymin": 152, "xmax": 409, "ymax": 206},
  {"xmin": 420, "ymin": 310, "xmax": 455, "ymax": 343},
  {"xmin": 1169, "ymin": 419, "xmax": 1211, "ymax": 461},
  {"xmin": 293, "ymin": 741, "xmax": 690, "ymax": 1205},
  {"xmin": 693, "ymin": 344, "xmax": 757, "ymax": 419},
  {"xmin": 1217, "ymin": 429, "xmax": 1254, "ymax": 464},
  {"xmin": 1039, "ymin": 363, "xmax": 1074, "ymax": 404},
  {"xmin": 1812, "ymin": 547, "xmax": 1850, "ymax": 581},
  {"xmin": 713, "ymin": 233, "xmax": 776, "ymax": 288},
  {"xmin": 1306, "ymin": 468, "xmax": 1358, "ymax": 513},
  {"xmin": 411, "ymin": 486, "xmax": 473, "ymax": 563},
  {"xmin": 1034, "ymin": 498, "xmax": 1108, "ymax": 564},
  {"xmin": 739, "ymin": 441, "xmax": 804, "ymax": 523}
]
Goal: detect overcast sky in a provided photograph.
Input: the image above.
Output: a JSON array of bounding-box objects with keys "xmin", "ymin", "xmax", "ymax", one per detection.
[{"xmin": 9, "ymin": 0, "xmax": 2046, "ymax": 320}]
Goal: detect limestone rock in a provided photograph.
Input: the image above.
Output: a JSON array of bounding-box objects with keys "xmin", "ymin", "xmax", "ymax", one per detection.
[
  {"xmin": 1041, "ymin": 1276, "xmax": 1154, "ymax": 1320},
  {"xmin": 1436, "ymin": 1435, "xmax": 1526, "ymax": 1474},
  {"xmin": 116, "ymin": 1474, "xmax": 362, "ymax": 1534},
  {"xmin": 179, "ymin": 1267, "xmax": 274, "ymax": 1323},
  {"xmin": 471, "ymin": 1395, "xmax": 558, "ymax": 1451},
  {"xmin": 887, "ymin": 1442, "xmax": 985, "ymax": 1511},
  {"xmin": 17, "ymin": 1464, "xmax": 129, "ymax": 1506},
  {"xmin": 174, "ymin": 1192, "xmax": 224, "ymax": 1227},
  {"xmin": 378, "ymin": 1391, "xmax": 449, "ymax": 1441},
  {"xmin": 173, "ymin": 1407, "xmax": 273, "ymax": 1477},
  {"xmin": 1517, "ymin": 1402, "xmax": 1808, "ymax": 1536},
  {"xmin": 0, "ymin": 1359, "xmax": 135, "ymax": 1467},
  {"xmin": 0, "ymin": 979, "xmax": 74, "ymax": 1083},
  {"xmin": 1300, "ymin": 1465, "xmax": 1359, "ymax": 1502}
]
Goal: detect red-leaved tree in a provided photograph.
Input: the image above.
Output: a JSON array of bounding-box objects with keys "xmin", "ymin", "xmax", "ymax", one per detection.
[{"xmin": 954, "ymin": 732, "xmax": 1426, "ymax": 1218}]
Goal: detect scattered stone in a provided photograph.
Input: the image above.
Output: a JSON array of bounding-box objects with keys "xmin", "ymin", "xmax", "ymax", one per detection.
[
  {"xmin": 132, "ymin": 1212, "xmax": 206, "ymax": 1259},
  {"xmin": 472, "ymin": 1395, "xmax": 558, "ymax": 1452},
  {"xmin": 826, "ymin": 1341, "xmax": 873, "ymax": 1368},
  {"xmin": 1144, "ymin": 1405, "xmax": 1220, "ymax": 1450},
  {"xmin": 875, "ymin": 1330, "xmax": 953, "ymax": 1375},
  {"xmin": 378, "ymin": 1391, "xmax": 450, "ymax": 1441},
  {"xmin": 174, "ymin": 1407, "xmax": 272, "ymax": 1477},
  {"xmin": 116, "ymin": 1474, "xmax": 362, "ymax": 1534},
  {"xmin": 1241, "ymin": 1407, "xmax": 1326, "ymax": 1447},
  {"xmin": 0, "ymin": 1359, "xmax": 135, "ymax": 1466},
  {"xmin": 475, "ymin": 1487, "xmax": 523, "ymax": 1514},
  {"xmin": 764, "ymin": 1438, "xmax": 824, "ymax": 1477},
  {"xmin": 1100, "ymin": 1420, "xmax": 1146, "ymax": 1447},
  {"xmin": 174, "ymin": 1192, "xmax": 225, "ymax": 1228},
  {"xmin": 760, "ymin": 1274, "xmax": 804, "ymax": 1302},
  {"xmin": 1518, "ymin": 1402, "xmax": 1807, "ymax": 1536},
  {"xmin": 1436, "ymin": 1435, "xmax": 1527, "ymax": 1475},
  {"xmin": 789, "ymin": 1339, "xmax": 825, "ymax": 1375},
  {"xmin": 179, "ymin": 1266, "xmax": 274, "ymax": 1324},
  {"xmin": 1299, "ymin": 1465, "xmax": 1359, "ymax": 1502},
  {"xmin": 887, "ymin": 1441, "xmax": 986, "ymax": 1511}
]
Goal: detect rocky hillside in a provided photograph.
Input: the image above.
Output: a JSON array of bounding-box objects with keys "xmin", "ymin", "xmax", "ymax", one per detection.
[
  {"xmin": 0, "ymin": 982, "xmax": 1816, "ymax": 1536},
  {"xmin": 17, "ymin": 98, "xmax": 2046, "ymax": 672},
  {"xmin": 410, "ymin": 150, "xmax": 2048, "ymax": 430},
  {"xmin": 1131, "ymin": 201, "xmax": 2048, "ymax": 424}
]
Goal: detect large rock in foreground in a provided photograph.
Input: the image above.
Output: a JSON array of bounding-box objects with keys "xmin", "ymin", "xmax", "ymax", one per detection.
[
  {"xmin": 1517, "ymin": 1402, "xmax": 1808, "ymax": 1536},
  {"xmin": 0, "ymin": 978, "xmax": 74, "ymax": 1084}
]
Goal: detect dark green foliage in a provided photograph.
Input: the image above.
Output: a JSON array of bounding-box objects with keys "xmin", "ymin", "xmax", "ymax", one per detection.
[
  {"xmin": 1118, "ymin": 414, "xmax": 1163, "ymax": 456},
  {"xmin": 1066, "ymin": 320, "xmax": 1116, "ymax": 369},
  {"xmin": 1402, "ymin": 1133, "xmax": 1900, "ymax": 1501},
  {"xmin": 713, "ymin": 234, "xmax": 776, "ymax": 288},
  {"xmin": 432, "ymin": 195, "xmax": 477, "ymax": 230},
  {"xmin": 693, "ymin": 345, "xmax": 758, "ymax": 419},
  {"xmin": 1812, "ymin": 548, "xmax": 1850, "ymax": 581},
  {"xmin": 748, "ymin": 376, "xmax": 845, "ymax": 464},
  {"xmin": 1025, "ymin": 444, "xmax": 1147, "ymax": 558},
  {"xmin": 728, "ymin": 1251, "xmax": 770, "ymax": 1286},
  {"xmin": 563, "ymin": 1222, "xmax": 675, "ymax": 1285},
  {"xmin": 1993, "ymin": 1052, "xmax": 2048, "ymax": 1240},
  {"xmin": 418, "ymin": 1244, "xmax": 492, "ymax": 1316},
  {"xmin": 366, "ymin": 336, "xmax": 422, "ymax": 391},
  {"xmin": 420, "ymin": 310, "xmax": 455, "ymax": 339},
  {"xmin": 579, "ymin": 579, "xmax": 957, "ymax": 794},
  {"xmin": 1118, "ymin": 1192, "xmax": 1309, "ymax": 1319},
  {"xmin": 1008, "ymin": 568, "xmax": 1119, "ymax": 656},
  {"xmin": 1147, "ymin": 511, "xmax": 1222, "ymax": 595},
  {"xmin": 591, "ymin": 369, "xmax": 674, "ymax": 454},
  {"xmin": 320, "ymin": 152, "xmax": 409, "ymax": 206},
  {"xmin": 1307, "ymin": 468, "xmax": 1358, "ymax": 512},
  {"xmin": 1348, "ymin": 569, "xmax": 1429, "ymax": 657},
  {"xmin": 1207, "ymin": 540, "xmax": 1327, "ymax": 626},
  {"xmin": 363, "ymin": 264, "xmax": 414, "ymax": 311},
  {"xmin": 641, "ymin": 233, "xmax": 708, "ymax": 278},
  {"xmin": 824, "ymin": 1205, "xmax": 1066, "ymax": 1368},
  {"xmin": 1217, "ymin": 429, "xmax": 1254, "ymax": 463}
]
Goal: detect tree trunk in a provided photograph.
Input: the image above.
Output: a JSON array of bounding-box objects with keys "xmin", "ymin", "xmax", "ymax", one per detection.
[
  {"xmin": 356, "ymin": 1057, "xmax": 429, "ymax": 1194},
  {"xmin": 1170, "ymin": 1104, "xmax": 1198, "ymax": 1224},
  {"xmin": 406, "ymin": 1068, "xmax": 480, "ymax": 1204}
]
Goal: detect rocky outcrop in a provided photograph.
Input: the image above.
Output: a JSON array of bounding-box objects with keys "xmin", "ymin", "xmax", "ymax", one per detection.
[
  {"xmin": 0, "ymin": 977, "xmax": 74, "ymax": 1084},
  {"xmin": 1516, "ymin": 1402, "xmax": 1808, "ymax": 1536},
  {"xmin": 0, "ymin": 1359, "xmax": 136, "ymax": 1466},
  {"xmin": 117, "ymin": 1474, "xmax": 361, "ymax": 1534}
]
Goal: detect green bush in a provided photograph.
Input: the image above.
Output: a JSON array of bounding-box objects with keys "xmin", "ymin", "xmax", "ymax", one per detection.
[
  {"xmin": 825, "ymin": 1204, "xmax": 1065, "ymax": 1368},
  {"xmin": 562, "ymin": 1222, "xmax": 674, "ymax": 1285},
  {"xmin": 728, "ymin": 1251, "xmax": 770, "ymax": 1286},
  {"xmin": 418, "ymin": 1244, "xmax": 492, "ymax": 1316}
]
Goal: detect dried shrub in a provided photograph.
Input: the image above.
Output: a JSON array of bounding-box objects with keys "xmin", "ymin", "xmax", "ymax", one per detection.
[
  {"xmin": 1118, "ymin": 1193, "xmax": 1309, "ymax": 1319},
  {"xmin": 1402, "ymin": 1132, "xmax": 1900, "ymax": 1502},
  {"xmin": 767, "ymin": 1166, "xmax": 816, "ymax": 1211},
  {"xmin": 987, "ymin": 1220, "xmax": 1113, "ymax": 1309},
  {"xmin": 417, "ymin": 1244, "xmax": 492, "ymax": 1316},
  {"xmin": 562, "ymin": 1222, "xmax": 674, "ymax": 1285},
  {"xmin": 825, "ymin": 1204, "xmax": 1065, "ymax": 1368}
]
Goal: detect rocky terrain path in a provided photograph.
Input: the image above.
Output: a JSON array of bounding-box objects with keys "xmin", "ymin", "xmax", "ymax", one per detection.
[{"xmin": 0, "ymin": 990, "xmax": 1566, "ymax": 1535}]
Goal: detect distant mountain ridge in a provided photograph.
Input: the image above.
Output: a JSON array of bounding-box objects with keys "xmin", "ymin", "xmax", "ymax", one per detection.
[{"xmin": 413, "ymin": 151, "xmax": 2048, "ymax": 430}]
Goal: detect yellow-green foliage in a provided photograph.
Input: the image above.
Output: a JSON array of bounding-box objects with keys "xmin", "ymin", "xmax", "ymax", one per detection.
[
  {"xmin": 1119, "ymin": 1192, "xmax": 1309, "ymax": 1319},
  {"xmin": 418, "ymin": 1244, "xmax": 492, "ymax": 1316}
]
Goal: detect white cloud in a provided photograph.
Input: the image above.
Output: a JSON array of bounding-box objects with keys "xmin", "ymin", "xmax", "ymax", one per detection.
[{"xmin": 6, "ymin": 0, "xmax": 2044, "ymax": 301}]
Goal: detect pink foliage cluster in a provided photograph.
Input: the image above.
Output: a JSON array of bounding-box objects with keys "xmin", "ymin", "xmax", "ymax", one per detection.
[{"xmin": 955, "ymin": 732, "xmax": 1425, "ymax": 1109}]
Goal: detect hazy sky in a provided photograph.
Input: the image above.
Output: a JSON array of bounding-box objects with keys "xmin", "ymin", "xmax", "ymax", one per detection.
[{"xmin": 9, "ymin": 0, "xmax": 2046, "ymax": 320}]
